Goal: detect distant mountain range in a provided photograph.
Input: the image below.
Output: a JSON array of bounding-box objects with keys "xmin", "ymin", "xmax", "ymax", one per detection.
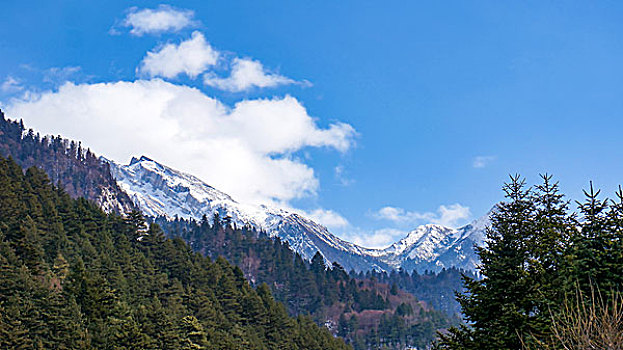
[{"xmin": 106, "ymin": 155, "xmax": 491, "ymax": 273}]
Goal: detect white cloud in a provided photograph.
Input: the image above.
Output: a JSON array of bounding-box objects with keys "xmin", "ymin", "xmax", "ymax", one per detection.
[
  {"xmin": 1, "ymin": 76, "xmax": 23, "ymax": 93},
  {"xmin": 376, "ymin": 206, "xmax": 433, "ymax": 223},
  {"xmin": 5, "ymin": 79, "xmax": 355, "ymax": 206},
  {"xmin": 436, "ymin": 204, "xmax": 471, "ymax": 227},
  {"xmin": 204, "ymin": 57, "xmax": 302, "ymax": 92},
  {"xmin": 305, "ymin": 209, "xmax": 350, "ymax": 230},
  {"xmin": 375, "ymin": 203, "xmax": 471, "ymax": 228},
  {"xmin": 473, "ymin": 155, "xmax": 496, "ymax": 168},
  {"xmin": 43, "ymin": 66, "xmax": 81, "ymax": 85},
  {"xmin": 138, "ymin": 31, "xmax": 219, "ymax": 79},
  {"xmin": 348, "ymin": 228, "xmax": 407, "ymax": 249},
  {"xmin": 121, "ymin": 5, "xmax": 196, "ymax": 36}
]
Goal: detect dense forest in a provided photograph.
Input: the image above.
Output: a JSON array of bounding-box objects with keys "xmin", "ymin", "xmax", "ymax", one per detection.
[
  {"xmin": 352, "ymin": 267, "xmax": 472, "ymax": 317},
  {"xmin": 0, "ymin": 111, "xmax": 134, "ymax": 213},
  {"xmin": 0, "ymin": 155, "xmax": 350, "ymax": 349},
  {"xmin": 157, "ymin": 217, "xmax": 457, "ymax": 349},
  {"xmin": 436, "ymin": 175, "xmax": 623, "ymax": 349}
]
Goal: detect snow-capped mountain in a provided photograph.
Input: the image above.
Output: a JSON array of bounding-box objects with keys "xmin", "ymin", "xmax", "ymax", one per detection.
[
  {"xmin": 105, "ymin": 155, "xmax": 491, "ymax": 273},
  {"xmin": 372, "ymin": 213, "xmax": 491, "ymax": 273},
  {"xmin": 106, "ymin": 156, "xmax": 389, "ymax": 272}
]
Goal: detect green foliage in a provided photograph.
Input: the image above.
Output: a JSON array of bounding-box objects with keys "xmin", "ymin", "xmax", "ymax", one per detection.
[
  {"xmin": 157, "ymin": 216, "xmax": 457, "ymax": 349},
  {"xmin": 0, "ymin": 156, "xmax": 349, "ymax": 349},
  {"xmin": 436, "ymin": 175, "xmax": 623, "ymax": 350},
  {"xmin": 352, "ymin": 267, "xmax": 471, "ymax": 318},
  {"xmin": 157, "ymin": 218, "xmax": 398, "ymax": 315}
]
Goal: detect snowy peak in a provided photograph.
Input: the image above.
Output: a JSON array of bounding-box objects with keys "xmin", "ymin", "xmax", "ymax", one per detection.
[
  {"xmin": 105, "ymin": 156, "xmax": 385, "ymax": 271},
  {"xmin": 455, "ymin": 207, "xmax": 494, "ymax": 243},
  {"xmin": 130, "ymin": 155, "xmax": 154, "ymax": 165},
  {"xmin": 387, "ymin": 224, "xmax": 458, "ymax": 256},
  {"xmin": 376, "ymin": 212, "xmax": 492, "ymax": 272},
  {"xmin": 107, "ymin": 156, "xmax": 237, "ymax": 219},
  {"xmin": 104, "ymin": 155, "xmax": 493, "ymax": 273},
  {"xmin": 107, "ymin": 155, "xmax": 284, "ymax": 229}
]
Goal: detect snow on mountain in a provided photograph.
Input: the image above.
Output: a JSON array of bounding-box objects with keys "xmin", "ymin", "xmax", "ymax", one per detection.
[
  {"xmin": 105, "ymin": 155, "xmax": 492, "ymax": 273},
  {"xmin": 107, "ymin": 155, "xmax": 285, "ymax": 227},
  {"xmin": 106, "ymin": 156, "xmax": 388, "ymax": 272},
  {"xmin": 372, "ymin": 212, "xmax": 492, "ymax": 273}
]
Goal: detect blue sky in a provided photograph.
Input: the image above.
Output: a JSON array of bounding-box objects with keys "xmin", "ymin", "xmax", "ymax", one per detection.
[{"xmin": 2, "ymin": 1, "xmax": 623, "ymax": 247}]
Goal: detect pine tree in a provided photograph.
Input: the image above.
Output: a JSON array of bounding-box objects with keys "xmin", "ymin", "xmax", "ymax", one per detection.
[
  {"xmin": 124, "ymin": 210, "xmax": 146, "ymax": 242},
  {"xmin": 178, "ymin": 316, "xmax": 209, "ymax": 350},
  {"xmin": 438, "ymin": 175, "xmax": 537, "ymax": 349},
  {"xmin": 390, "ymin": 282, "xmax": 399, "ymax": 296},
  {"xmin": 519, "ymin": 174, "xmax": 576, "ymax": 343},
  {"xmin": 568, "ymin": 182, "xmax": 623, "ymax": 299}
]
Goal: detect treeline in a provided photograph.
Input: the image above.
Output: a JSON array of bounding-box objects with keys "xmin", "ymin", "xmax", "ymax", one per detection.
[
  {"xmin": 157, "ymin": 216, "xmax": 456, "ymax": 349},
  {"xmin": 436, "ymin": 175, "xmax": 623, "ymax": 349},
  {"xmin": 0, "ymin": 156, "xmax": 349, "ymax": 349},
  {"xmin": 0, "ymin": 111, "xmax": 134, "ymax": 213}
]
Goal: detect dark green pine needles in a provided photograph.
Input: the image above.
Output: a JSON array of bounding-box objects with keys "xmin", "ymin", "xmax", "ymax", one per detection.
[
  {"xmin": 157, "ymin": 215, "xmax": 457, "ymax": 350},
  {"xmin": 0, "ymin": 156, "xmax": 350, "ymax": 350},
  {"xmin": 436, "ymin": 175, "xmax": 623, "ymax": 350}
]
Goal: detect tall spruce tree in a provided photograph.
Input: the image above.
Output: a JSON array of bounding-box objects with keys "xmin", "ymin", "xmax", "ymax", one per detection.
[
  {"xmin": 438, "ymin": 175, "xmax": 538, "ymax": 349},
  {"xmin": 569, "ymin": 182, "xmax": 623, "ymax": 299}
]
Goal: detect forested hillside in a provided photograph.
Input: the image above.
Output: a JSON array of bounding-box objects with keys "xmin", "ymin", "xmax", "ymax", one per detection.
[
  {"xmin": 0, "ymin": 156, "xmax": 349, "ymax": 349},
  {"xmin": 436, "ymin": 175, "xmax": 623, "ymax": 349},
  {"xmin": 0, "ymin": 111, "xmax": 464, "ymax": 349},
  {"xmin": 0, "ymin": 111, "xmax": 134, "ymax": 213},
  {"xmin": 352, "ymin": 267, "xmax": 472, "ymax": 317},
  {"xmin": 157, "ymin": 216, "xmax": 457, "ymax": 349}
]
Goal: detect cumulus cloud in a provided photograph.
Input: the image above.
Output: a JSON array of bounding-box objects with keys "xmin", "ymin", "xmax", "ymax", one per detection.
[
  {"xmin": 204, "ymin": 58, "xmax": 301, "ymax": 92},
  {"xmin": 304, "ymin": 209, "xmax": 350, "ymax": 230},
  {"xmin": 121, "ymin": 5, "xmax": 196, "ymax": 36},
  {"xmin": 473, "ymin": 155, "xmax": 496, "ymax": 168},
  {"xmin": 376, "ymin": 206, "xmax": 434, "ymax": 223},
  {"xmin": 436, "ymin": 204, "xmax": 471, "ymax": 227},
  {"xmin": 5, "ymin": 79, "xmax": 356, "ymax": 206},
  {"xmin": 138, "ymin": 31, "xmax": 219, "ymax": 79},
  {"xmin": 375, "ymin": 203, "xmax": 471, "ymax": 228}
]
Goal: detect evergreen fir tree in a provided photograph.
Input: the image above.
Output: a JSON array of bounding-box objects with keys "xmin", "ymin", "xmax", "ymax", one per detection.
[{"xmin": 438, "ymin": 175, "xmax": 538, "ymax": 349}]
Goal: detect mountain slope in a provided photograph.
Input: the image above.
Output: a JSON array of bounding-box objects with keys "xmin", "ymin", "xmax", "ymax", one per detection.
[
  {"xmin": 107, "ymin": 156, "xmax": 389, "ymax": 272},
  {"xmin": 107, "ymin": 155, "xmax": 491, "ymax": 273},
  {"xmin": 373, "ymin": 213, "xmax": 490, "ymax": 273},
  {"xmin": 0, "ymin": 111, "xmax": 134, "ymax": 213},
  {"xmin": 156, "ymin": 217, "xmax": 456, "ymax": 349}
]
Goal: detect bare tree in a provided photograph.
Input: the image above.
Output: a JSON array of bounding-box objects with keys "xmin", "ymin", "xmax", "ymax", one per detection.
[{"xmin": 523, "ymin": 287, "xmax": 623, "ymax": 350}]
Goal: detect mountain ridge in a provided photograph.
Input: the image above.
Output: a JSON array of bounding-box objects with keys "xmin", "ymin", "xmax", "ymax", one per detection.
[
  {"xmin": 106, "ymin": 155, "xmax": 491, "ymax": 273},
  {"xmin": 0, "ymin": 110, "xmax": 490, "ymax": 273}
]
